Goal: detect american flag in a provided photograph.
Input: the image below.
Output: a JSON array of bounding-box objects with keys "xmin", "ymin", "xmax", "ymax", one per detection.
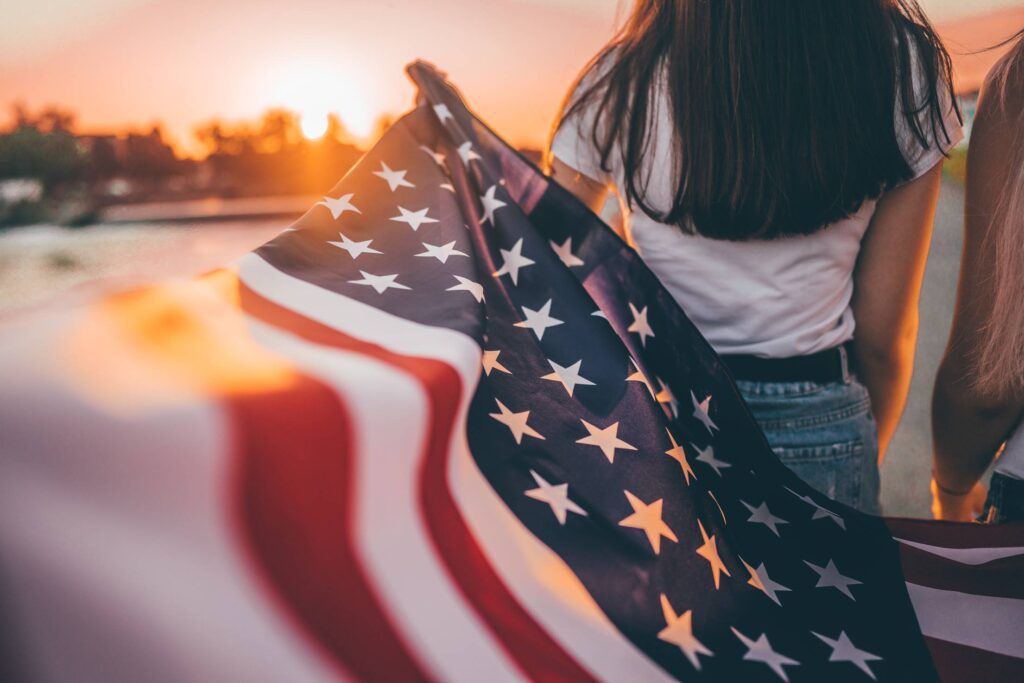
[{"xmin": 0, "ymin": 61, "xmax": 1021, "ymax": 682}]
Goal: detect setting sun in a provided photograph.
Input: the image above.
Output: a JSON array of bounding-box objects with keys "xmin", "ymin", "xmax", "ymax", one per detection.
[{"xmin": 300, "ymin": 110, "xmax": 329, "ymax": 140}]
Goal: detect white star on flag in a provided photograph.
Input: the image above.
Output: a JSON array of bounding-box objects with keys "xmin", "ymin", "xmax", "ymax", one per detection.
[
  {"xmin": 591, "ymin": 309, "xmax": 608, "ymax": 320},
  {"xmin": 416, "ymin": 241, "xmax": 468, "ymax": 263},
  {"xmin": 446, "ymin": 275, "xmax": 485, "ymax": 303},
  {"xmin": 348, "ymin": 270, "xmax": 411, "ymax": 294},
  {"xmin": 457, "ymin": 141, "xmax": 480, "ymax": 165},
  {"xmin": 627, "ymin": 302, "xmax": 655, "ymax": 347},
  {"xmin": 731, "ymin": 628, "xmax": 800, "ymax": 682},
  {"xmin": 665, "ymin": 430, "xmax": 696, "ymax": 485},
  {"xmin": 489, "ymin": 399, "xmax": 544, "ymax": 445},
  {"xmin": 811, "ymin": 631, "xmax": 882, "ymax": 680},
  {"xmin": 541, "ymin": 359, "xmax": 595, "ymax": 397},
  {"xmin": 317, "ymin": 193, "xmax": 361, "ymax": 219},
  {"xmin": 619, "ymin": 490, "xmax": 678, "ymax": 554},
  {"xmin": 440, "ymin": 182, "xmax": 455, "ymax": 193},
  {"xmin": 391, "ymin": 206, "xmax": 440, "ymax": 232},
  {"xmin": 373, "ymin": 162, "xmax": 415, "ymax": 192},
  {"xmin": 655, "ymin": 378, "xmax": 679, "ymax": 418},
  {"xmin": 420, "ymin": 145, "xmax": 446, "ymax": 166},
  {"xmin": 693, "ymin": 444, "xmax": 731, "ymax": 476},
  {"xmin": 549, "ymin": 238, "xmax": 584, "ymax": 267},
  {"xmin": 804, "ymin": 559, "xmax": 861, "ymax": 601},
  {"xmin": 658, "ymin": 595, "xmax": 713, "ymax": 670},
  {"xmin": 577, "ymin": 420, "xmax": 636, "ymax": 463},
  {"xmin": 433, "ymin": 103, "xmax": 454, "ymax": 123},
  {"xmin": 481, "ymin": 349, "xmax": 511, "ymax": 376},
  {"xmin": 741, "ymin": 558, "xmax": 791, "ymax": 606},
  {"xmin": 479, "ymin": 185, "xmax": 507, "ymax": 226},
  {"xmin": 741, "ymin": 500, "xmax": 788, "ymax": 536},
  {"xmin": 514, "ymin": 299, "xmax": 564, "ymax": 339},
  {"xmin": 328, "ymin": 232, "xmax": 381, "ymax": 259},
  {"xmin": 786, "ymin": 487, "xmax": 846, "ymax": 530},
  {"xmin": 691, "ymin": 392, "xmax": 719, "ymax": 433},
  {"xmin": 626, "ymin": 358, "xmax": 656, "ymax": 397},
  {"xmin": 493, "ymin": 238, "xmax": 535, "ymax": 285},
  {"xmin": 524, "ymin": 470, "xmax": 586, "ymax": 525},
  {"xmin": 696, "ymin": 520, "xmax": 731, "ymax": 589}
]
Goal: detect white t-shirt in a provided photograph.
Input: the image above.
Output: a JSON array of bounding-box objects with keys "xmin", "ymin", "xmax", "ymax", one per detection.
[{"xmin": 551, "ymin": 53, "xmax": 964, "ymax": 358}]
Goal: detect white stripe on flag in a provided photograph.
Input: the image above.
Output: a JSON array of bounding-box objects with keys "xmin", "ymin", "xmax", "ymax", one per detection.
[
  {"xmin": 906, "ymin": 583, "xmax": 1024, "ymax": 658},
  {"xmin": 896, "ymin": 539, "xmax": 1024, "ymax": 565},
  {"xmin": 246, "ymin": 319, "xmax": 524, "ymax": 683},
  {"xmin": 236, "ymin": 253, "xmax": 480, "ymax": 388},
  {"xmin": 0, "ymin": 308, "xmax": 342, "ymax": 683}
]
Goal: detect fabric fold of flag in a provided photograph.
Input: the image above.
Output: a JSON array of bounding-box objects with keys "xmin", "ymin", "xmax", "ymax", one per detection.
[{"xmin": 0, "ymin": 60, "xmax": 1021, "ymax": 682}]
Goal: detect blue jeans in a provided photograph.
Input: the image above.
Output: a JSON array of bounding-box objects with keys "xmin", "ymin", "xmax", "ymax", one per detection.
[{"xmin": 737, "ymin": 377, "xmax": 882, "ymax": 515}]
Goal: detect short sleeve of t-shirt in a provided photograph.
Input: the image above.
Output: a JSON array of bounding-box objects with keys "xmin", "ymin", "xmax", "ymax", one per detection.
[
  {"xmin": 549, "ymin": 65, "xmax": 614, "ymax": 184},
  {"xmin": 895, "ymin": 42, "xmax": 965, "ymax": 181}
]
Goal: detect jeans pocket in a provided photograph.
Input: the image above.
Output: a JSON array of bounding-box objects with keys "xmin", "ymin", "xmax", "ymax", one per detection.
[{"xmin": 770, "ymin": 440, "xmax": 864, "ymax": 507}]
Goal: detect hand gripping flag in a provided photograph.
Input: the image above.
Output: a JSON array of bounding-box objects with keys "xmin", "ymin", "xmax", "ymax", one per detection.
[{"xmin": 0, "ymin": 62, "xmax": 1021, "ymax": 682}]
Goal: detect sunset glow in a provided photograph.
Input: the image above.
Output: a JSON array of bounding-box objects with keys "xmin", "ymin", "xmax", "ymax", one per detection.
[{"xmin": 300, "ymin": 110, "xmax": 329, "ymax": 139}]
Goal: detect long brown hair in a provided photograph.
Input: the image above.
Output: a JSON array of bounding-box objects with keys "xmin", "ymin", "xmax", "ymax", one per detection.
[
  {"xmin": 552, "ymin": 0, "xmax": 958, "ymax": 240},
  {"xmin": 973, "ymin": 31, "xmax": 1024, "ymax": 396}
]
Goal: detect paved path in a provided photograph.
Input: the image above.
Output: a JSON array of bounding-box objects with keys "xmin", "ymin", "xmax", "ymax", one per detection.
[{"xmin": 882, "ymin": 179, "xmax": 966, "ymax": 517}]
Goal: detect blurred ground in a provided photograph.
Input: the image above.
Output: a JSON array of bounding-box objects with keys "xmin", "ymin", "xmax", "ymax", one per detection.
[{"xmin": 0, "ymin": 179, "xmax": 967, "ymax": 517}]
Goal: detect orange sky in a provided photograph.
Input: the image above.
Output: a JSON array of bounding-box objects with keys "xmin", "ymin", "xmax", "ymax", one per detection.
[{"xmin": 1, "ymin": 0, "xmax": 1022, "ymax": 156}]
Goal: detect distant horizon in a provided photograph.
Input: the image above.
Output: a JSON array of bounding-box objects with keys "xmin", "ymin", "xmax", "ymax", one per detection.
[{"xmin": 2, "ymin": 0, "xmax": 1022, "ymax": 156}]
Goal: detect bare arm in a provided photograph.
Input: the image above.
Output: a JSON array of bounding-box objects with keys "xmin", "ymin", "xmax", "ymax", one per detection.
[
  {"xmin": 931, "ymin": 75, "xmax": 1024, "ymax": 520},
  {"xmin": 851, "ymin": 163, "xmax": 943, "ymax": 465},
  {"xmin": 549, "ymin": 156, "xmax": 617, "ymax": 232}
]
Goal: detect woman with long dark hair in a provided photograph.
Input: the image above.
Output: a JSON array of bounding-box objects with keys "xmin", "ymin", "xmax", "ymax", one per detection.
[
  {"xmin": 548, "ymin": 1, "xmax": 962, "ymax": 513},
  {"xmin": 932, "ymin": 30, "xmax": 1024, "ymax": 523}
]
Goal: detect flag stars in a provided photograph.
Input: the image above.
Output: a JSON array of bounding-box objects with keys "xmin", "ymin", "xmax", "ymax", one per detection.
[
  {"xmin": 515, "ymin": 299, "xmax": 563, "ymax": 340},
  {"xmin": 446, "ymin": 275, "xmax": 484, "ymax": 303},
  {"xmin": 696, "ymin": 520, "xmax": 731, "ymax": 589},
  {"xmin": 731, "ymin": 628, "xmax": 800, "ymax": 682},
  {"xmin": 741, "ymin": 500, "xmax": 788, "ymax": 536},
  {"xmin": 550, "ymin": 237, "xmax": 584, "ymax": 267},
  {"xmin": 655, "ymin": 378, "xmax": 679, "ymax": 418},
  {"xmin": 433, "ymin": 103, "xmax": 454, "ymax": 124},
  {"xmin": 541, "ymin": 359, "xmax": 595, "ymax": 397},
  {"xmin": 740, "ymin": 558, "xmax": 791, "ymax": 606},
  {"xmin": 348, "ymin": 270, "xmax": 411, "ymax": 294},
  {"xmin": 317, "ymin": 193, "xmax": 361, "ymax": 219},
  {"xmin": 577, "ymin": 420, "xmax": 636, "ymax": 463},
  {"xmin": 804, "ymin": 559, "xmax": 862, "ymax": 601},
  {"xmin": 494, "ymin": 238, "xmax": 535, "ymax": 285},
  {"xmin": 373, "ymin": 161, "xmax": 415, "ymax": 192},
  {"xmin": 665, "ymin": 430, "xmax": 696, "ymax": 485},
  {"xmin": 658, "ymin": 595, "xmax": 712, "ymax": 670},
  {"xmin": 627, "ymin": 359, "xmax": 656, "ymax": 397},
  {"xmin": 328, "ymin": 232, "xmax": 381, "ymax": 259},
  {"xmin": 391, "ymin": 206, "xmax": 440, "ymax": 232},
  {"xmin": 420, "ymin": 145, "xmax": 446, "ymax": 166},
  {"xmin": 417, "ymin": 240, "xmax": 468, "ymax": 263},
  {"xmin": 691, "ymin": 392, "xmax": 718, "ymax": 434},
  {"xmin": 786, "ymin": 487, "xmax": 846, "ymax": 530},
  {"xmin": 693, "ymin": 444, "xmax": 731, "ymax": 476},
  {"xmin": 524, "ymin": 470, "xmax": 586, "ymax": 525},
  {"xmin": 627, "ymin": 302, "xmax": 655, "ymax": 347},
  {"xmin": 481, "ymin": 350, "xmax": 510, "ymax": 376},
  {"xmin": 489, "ymin": 399, "xmax": 544, "ymax": 444},
  {"xmin": 458, "ymin": 141, "xmax": 481, "ymax": 165},
  {"xmin": 479, "ymin": 185, "xmax": 507, "ymax": 226},
  {"xmin": 811, "ymin": 631, "xmax": 882, "ymax": 680},
  {"xmin": 619, "ymin": 490, "xmax": 678, "ymax": 554}
]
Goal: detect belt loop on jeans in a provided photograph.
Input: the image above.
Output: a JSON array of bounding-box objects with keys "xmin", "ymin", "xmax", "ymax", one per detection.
[{"xmin": 839, "ymin": 344, "xmax": 851, "ymax": 385}]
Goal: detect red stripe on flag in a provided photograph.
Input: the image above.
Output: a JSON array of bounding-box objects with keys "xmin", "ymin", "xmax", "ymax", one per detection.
[
  {"xmin": 886, "ymin": 517, "xmax": 1024, "ymax": 549},
  {"xmin": 925, "ymin": 636, "xmax": 1024, "ymax": 683},
  {"xmin": 897, "ymin": 544, "xmax": 1024, "ymax": 599},
  {"xmin": 238, "ymin": 283, "xmax": 599, "ymax": 683},
  {"xmin": 227, "ymin": 373, "xmax": 434, "ymax": 681}
]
